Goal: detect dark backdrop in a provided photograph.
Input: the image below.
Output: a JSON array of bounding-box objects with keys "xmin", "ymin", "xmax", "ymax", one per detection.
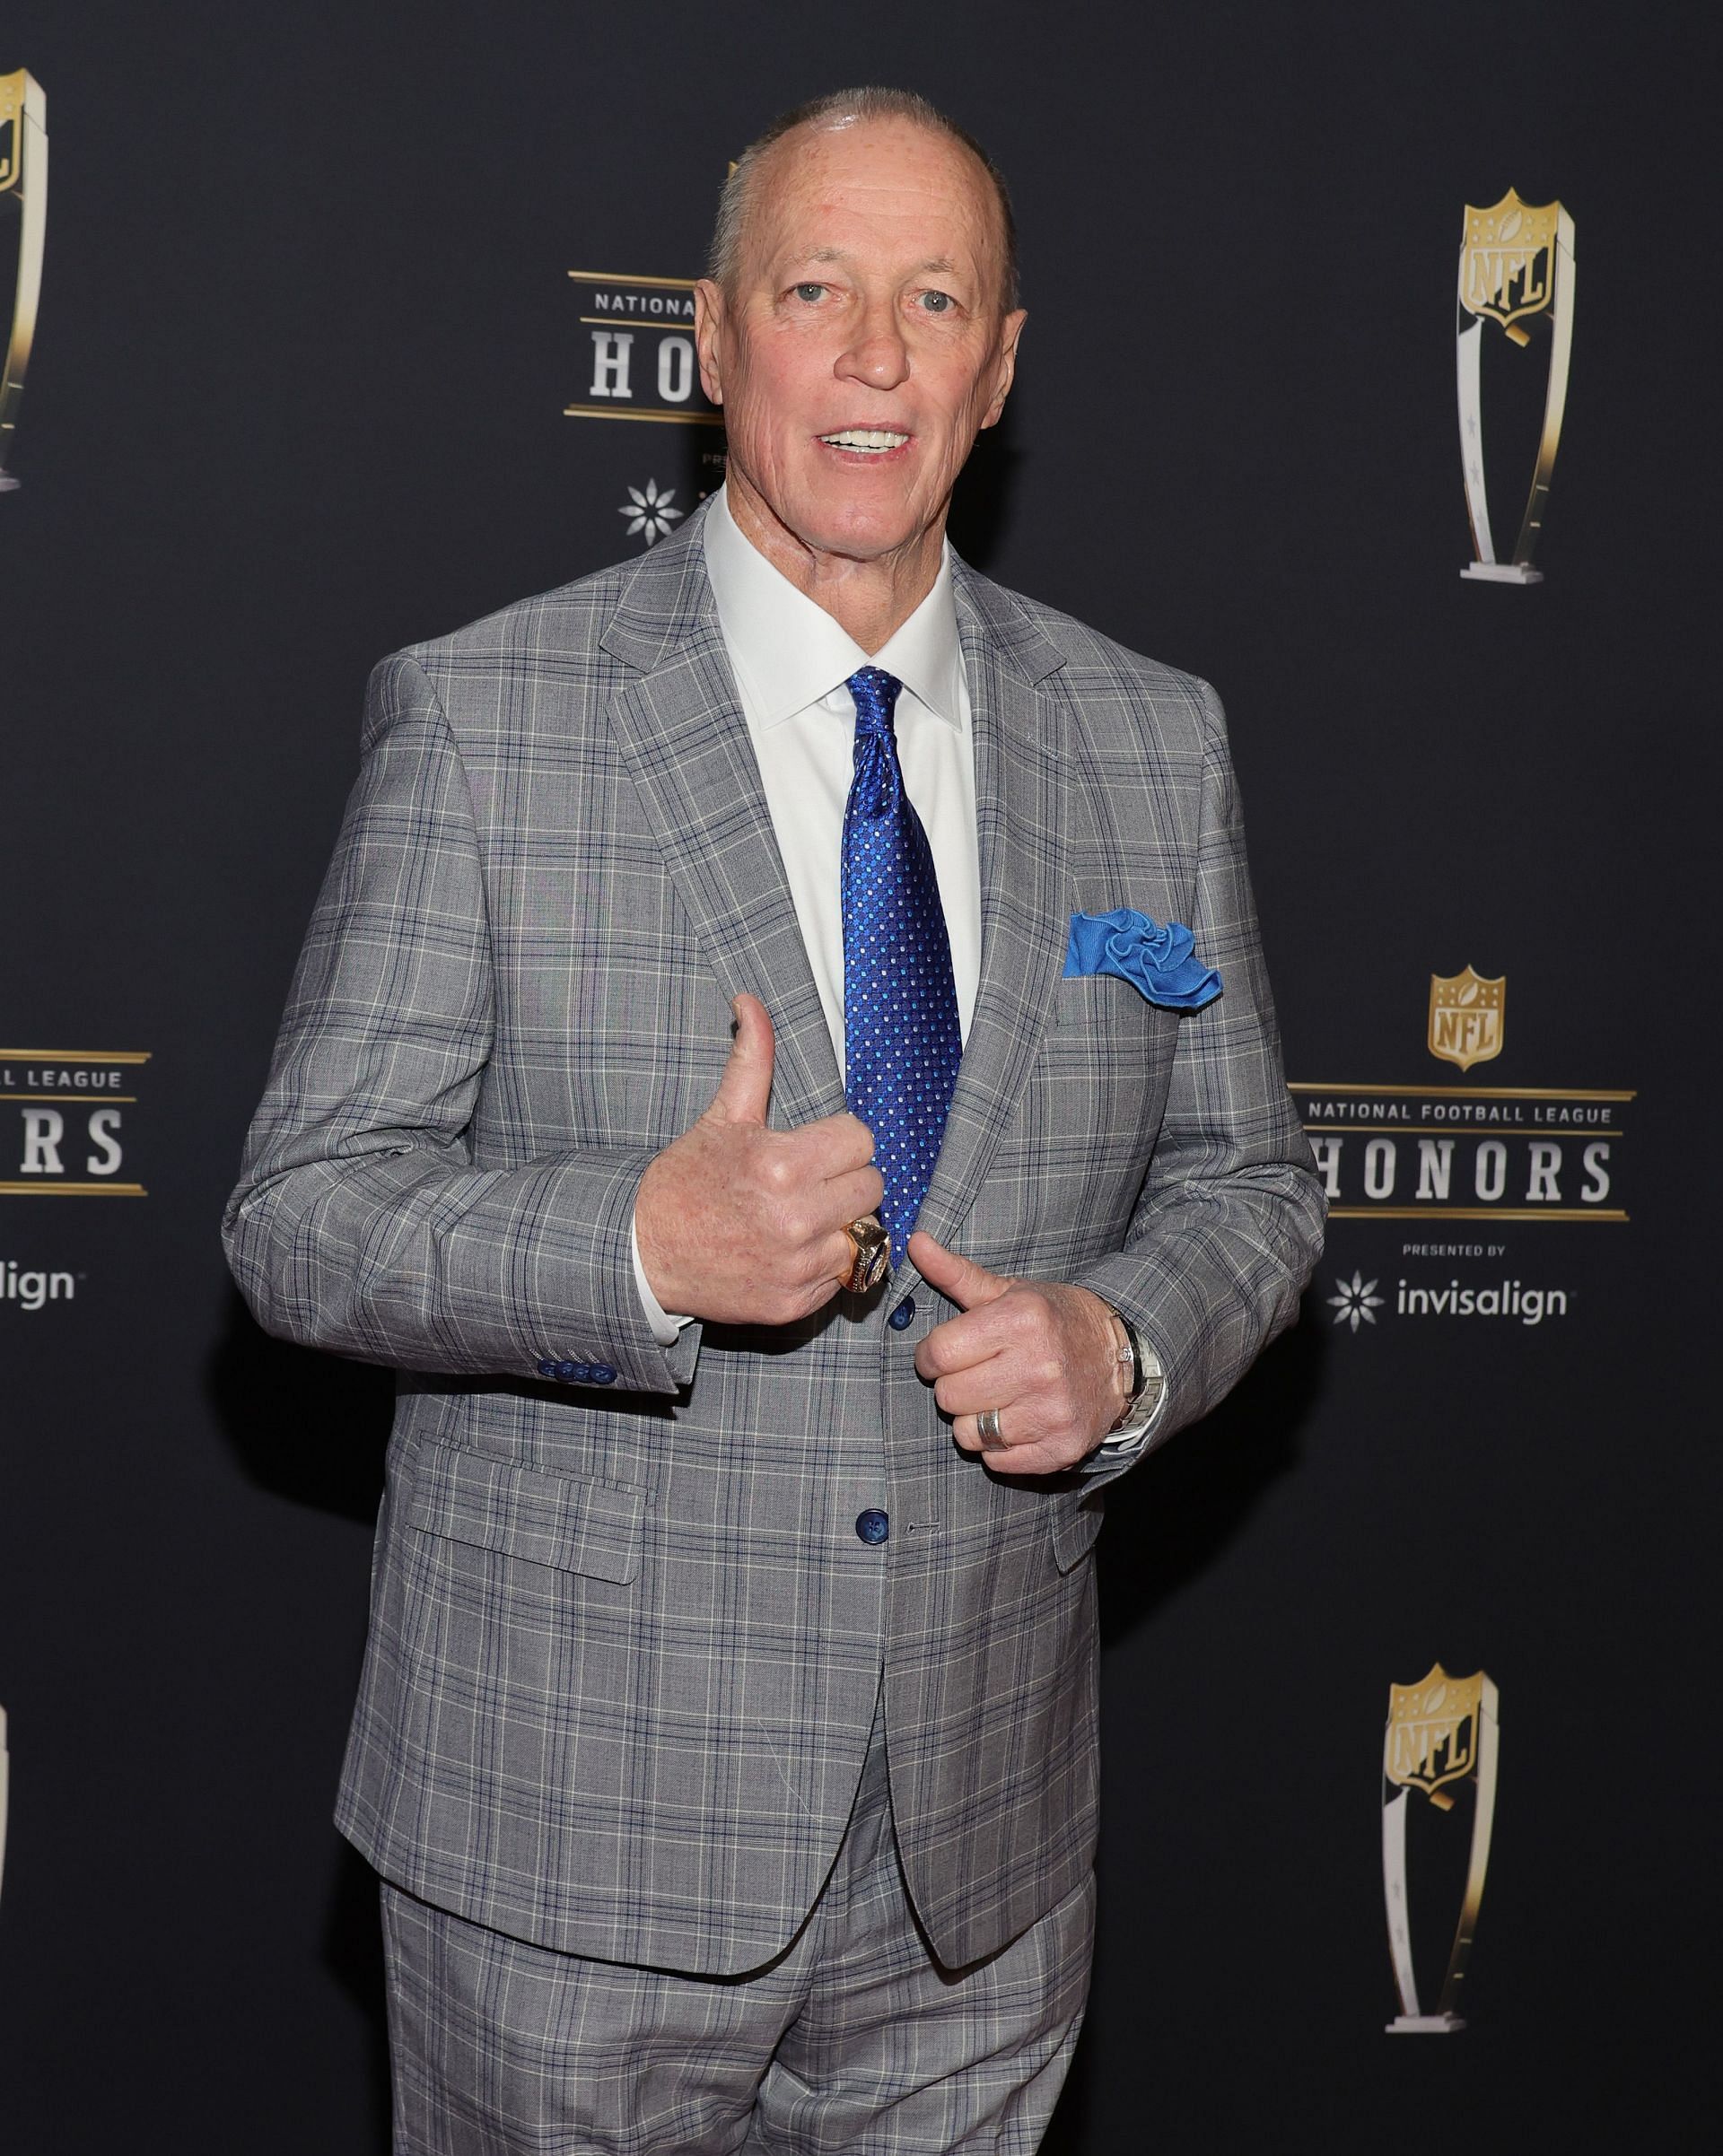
[{"xmin": 2, "ymin": 3, "xmax": 1716, "ymax": 2149}]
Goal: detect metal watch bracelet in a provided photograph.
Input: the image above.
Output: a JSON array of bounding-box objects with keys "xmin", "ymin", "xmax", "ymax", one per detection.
[{"xmin": 1106, "ymin": 1308, "xmax": 1148, "ymax": 1433}]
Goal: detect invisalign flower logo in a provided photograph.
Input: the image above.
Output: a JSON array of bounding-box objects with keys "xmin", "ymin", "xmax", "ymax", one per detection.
[
  {"xmin": 618, "ymin": 479, "xmax": 684, "ymax": 546},
  {"xmin": 1328, "ymin": 1270, "xmax": 1385, "ymax": 1331}
]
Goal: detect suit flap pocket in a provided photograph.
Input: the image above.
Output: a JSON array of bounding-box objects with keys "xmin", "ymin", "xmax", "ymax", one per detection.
[
  {"xmin": 1052, "ymin": 1490, "xmax": 1106, "ymax": 1574},
  {"xmin": 404, "ymin": 1441, "xmax": 644, "ymax": 1585}
]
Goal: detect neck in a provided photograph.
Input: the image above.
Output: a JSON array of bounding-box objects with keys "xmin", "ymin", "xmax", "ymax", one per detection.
[{"xmin": 723, "ymin": 474, "xmax": 945, "ymax": 653}]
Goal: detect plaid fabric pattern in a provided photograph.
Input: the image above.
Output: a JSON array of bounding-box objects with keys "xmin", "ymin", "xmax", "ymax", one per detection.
[
  {"xmin": 381, "ymin": 1699, "xmax": 1092, "ymax": 2154},
  {"xmin": 223, "ymin": 499, "xmax": 1324, "ymax": 1976}
]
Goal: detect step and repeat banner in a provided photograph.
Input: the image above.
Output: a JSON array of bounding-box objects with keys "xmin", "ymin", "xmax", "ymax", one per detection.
[{"xmin": 1, "ymin": 4, "xmax": 1713, "ymax": 2151}]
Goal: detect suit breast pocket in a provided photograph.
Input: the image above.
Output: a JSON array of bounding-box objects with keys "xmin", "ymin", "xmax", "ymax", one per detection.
[
  {"xmin": 1039, "ymin": 973, "xmax": 1181, "ymax": 1113},
  {"xmin": 976, "ymin": 977, "xmax": 1182, "ymax": 1269},
  {"xmin": 401, "ymin": 1437, "xmax": 646, "ymax": 1585}
]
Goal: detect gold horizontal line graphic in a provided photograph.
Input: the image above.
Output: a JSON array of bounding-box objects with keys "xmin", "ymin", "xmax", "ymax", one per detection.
[
  {"xmin": 1289, "ymin": 1082, "xmax": 1634, "ymax": 1101},
  {"xmin": 577, "ymin": 316, "xmax": 696, "ymax": 328},
  {"xmin": 563, "ymin": 404, "xmax": 724, "ymax": 427},
  {"xmin": 1328, "ymin": 1207, "xmax": 1628, "ymax": 1221},
  {"xmin": 568, "ymin": 270, "xmax": 696, "ymax": 290},
  {"xmin": 0, "ymin": 1094, "xmax": 137, "ymax": 1104},
  {"xmin": 0, "ymin": 1050, "xmax": 152, "ymax": 1063},
  {"xmin": 1303, "ymin": 1122, "xmax": 1622, "ymax": 1136},
  {"xmin": 0, "ymin": 1182, "xmax": 147, "ymax": 1197}
]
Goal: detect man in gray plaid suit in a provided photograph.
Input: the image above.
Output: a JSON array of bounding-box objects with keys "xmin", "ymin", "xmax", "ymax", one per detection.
[{"xmin": 226, "ymin": 86, "xmax": 1323, "ymax": 2154}]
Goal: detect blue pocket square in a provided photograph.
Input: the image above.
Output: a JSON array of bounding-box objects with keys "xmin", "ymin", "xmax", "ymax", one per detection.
[{"xmin": 1063, "ymin": 908, "xmax": 1223, "ymax": 1009}]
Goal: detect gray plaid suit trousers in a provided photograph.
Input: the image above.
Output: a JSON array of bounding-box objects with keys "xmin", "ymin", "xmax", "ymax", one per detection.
[{"xmin": 380, "ymin": 1683, "xmax": 1095, "ymax": 2153}]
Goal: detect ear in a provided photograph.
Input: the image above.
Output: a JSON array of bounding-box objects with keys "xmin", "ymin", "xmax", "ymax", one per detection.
[
  {"xmin": 978, "ymin": 309, "xmax": 1027, "ymax": 432},
  {"xmin": 693, "ymin": 278, "xmax": 727, "ymax": 406}
]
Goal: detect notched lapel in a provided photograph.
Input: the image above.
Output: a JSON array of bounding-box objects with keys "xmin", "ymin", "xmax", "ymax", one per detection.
[
  {"xmin": 601, "ymin": 521, "xmax": 844, "ymax": 1132},
  {"xmin": 894, "ymin": 571, "xmax": 1070, "ymax": 1305}
]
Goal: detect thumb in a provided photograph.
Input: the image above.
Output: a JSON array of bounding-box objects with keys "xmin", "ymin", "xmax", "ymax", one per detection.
[
  {"xmin": 908, "ymin": 1230, "xmax": 1010, "ymax": 1312},
  {"xmin": 708, "ymin": 993, "xmax": 774, "ymax": 1125}
]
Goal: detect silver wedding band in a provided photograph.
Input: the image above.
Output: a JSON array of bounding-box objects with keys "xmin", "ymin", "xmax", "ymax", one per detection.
[{"xmin": 975, "ymin": 1408, "xmax": 1002, "ymax": 1445}]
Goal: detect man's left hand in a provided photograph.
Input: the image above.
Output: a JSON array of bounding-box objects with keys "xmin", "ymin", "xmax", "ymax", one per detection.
[{"xmin": 909, "ymin": 1231, "xmax": 1127, "ymax": 1475}]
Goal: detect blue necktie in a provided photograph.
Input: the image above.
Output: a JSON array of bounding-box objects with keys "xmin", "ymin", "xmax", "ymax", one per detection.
[{"xmin": 841, "ymin": 666, "xmax": 962, "ymax": 1265}]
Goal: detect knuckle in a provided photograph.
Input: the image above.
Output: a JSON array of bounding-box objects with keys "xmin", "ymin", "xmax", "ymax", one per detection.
[{"xmin": 778, "ymin": 1192, "xmax": 818, "ymax": 1244}]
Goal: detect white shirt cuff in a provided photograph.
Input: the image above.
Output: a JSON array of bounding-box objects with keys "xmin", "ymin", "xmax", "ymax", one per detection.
[{"xmin": 630, "ymin": 1213, "xmax": 695, "ymax": 1349}]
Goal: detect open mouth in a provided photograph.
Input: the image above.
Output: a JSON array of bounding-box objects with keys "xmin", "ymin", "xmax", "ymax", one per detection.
[{"xmin": 818, "ymin": 429, "xmax": 911, "ymax": 457}]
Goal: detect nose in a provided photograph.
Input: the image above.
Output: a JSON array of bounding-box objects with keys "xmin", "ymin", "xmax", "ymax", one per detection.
[{"xmin": 837, "ymin": 301, "xmax": 910, "ymax": 393}]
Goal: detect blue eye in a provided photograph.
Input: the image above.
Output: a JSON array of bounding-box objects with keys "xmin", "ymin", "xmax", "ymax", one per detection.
[
  {"xmin": 794, "ymin": 283, "xmax": 825, "ymax": 302},
  {"xmin": 920, "ymin": 291, "xmax": 953, "ymax": 313}
]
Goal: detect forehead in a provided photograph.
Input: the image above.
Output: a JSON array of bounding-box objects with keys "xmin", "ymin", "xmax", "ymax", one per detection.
[{"xmin": 746, "ymin": 118, "xmax": 1001, "ymax": 278}]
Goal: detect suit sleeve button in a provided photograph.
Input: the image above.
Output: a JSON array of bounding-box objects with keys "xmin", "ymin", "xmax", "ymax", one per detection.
[
  {"xmin": 536, "ymin": 1359, "xmax": 559, "ymax": 1379},
  {"xmin": 555, "ymin": 1360, "xmax": 581, "ymax": 1383},
  {"xmin": 590, "ymin": 1365, "xmax": 617, "ymax": 1384}
]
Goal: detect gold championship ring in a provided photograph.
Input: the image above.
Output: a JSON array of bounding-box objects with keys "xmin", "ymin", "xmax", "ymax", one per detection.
[{"xmin": 842, "ymin": 1215, "xmax": 890, "ymax": 1295}]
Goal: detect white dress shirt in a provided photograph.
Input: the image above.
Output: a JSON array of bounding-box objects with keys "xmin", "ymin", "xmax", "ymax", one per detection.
[
  {"xmin": 626, "ymin": 492, "xmax": 1161, "ymax": 1450},
  {"xmin": 700, "ymin": 487, "xmax": 982, "ymax": 1061}
]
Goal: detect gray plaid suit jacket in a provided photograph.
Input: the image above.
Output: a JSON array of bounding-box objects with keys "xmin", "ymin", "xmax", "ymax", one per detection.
[{"xmin": 223, "ymin": 501, "xmax": 1324, "ymax": 1977}]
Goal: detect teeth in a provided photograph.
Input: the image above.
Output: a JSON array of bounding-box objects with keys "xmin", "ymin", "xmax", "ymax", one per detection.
[{"xmin": 820, "ymin": 429, "xmax": 909, "ymax": 451}]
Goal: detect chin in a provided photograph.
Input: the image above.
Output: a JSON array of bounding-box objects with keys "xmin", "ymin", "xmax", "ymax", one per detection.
[{"xmin": 800, "ymin": 494, "xmax": 923, "ymax": 562}]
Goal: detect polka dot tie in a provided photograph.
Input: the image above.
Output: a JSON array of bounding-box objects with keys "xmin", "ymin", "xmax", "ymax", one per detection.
[{"xmin": 841, "ymin": 667, "xmax": 962, "ymax": 1266}]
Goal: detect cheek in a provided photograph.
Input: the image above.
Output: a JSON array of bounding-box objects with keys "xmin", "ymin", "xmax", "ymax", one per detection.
[{"xmin": 739, "ymin": 337, "xmax": 822, "ymax": 420}]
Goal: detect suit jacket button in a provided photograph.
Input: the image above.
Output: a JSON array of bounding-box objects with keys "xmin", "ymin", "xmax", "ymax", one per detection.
[
  {"xmin": 888, "ymin": 1296, "xmax": 915, "ymax": 1331},
  {"xmin": 590, "ymin": 1364, "xmax": 617, "ymax": 1384},
  {"xmin": 855, "ymin": 1508, "xmax": 890, "ymax": 1545},
  {"xmin": 555, "ymin": 1359, "xmax": 582, "ymax": 1383},
  {"xmin": 536, "ymin": 1359, "xmax": 559, "ymax": 1379}
]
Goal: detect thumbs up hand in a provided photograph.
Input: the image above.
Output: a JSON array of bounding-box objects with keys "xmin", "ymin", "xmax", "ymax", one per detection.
[
  {"xmin": 909, "ymin": 1230, "xmax": 1132, "ymax": 1474},
  {"xmin": 634, "ymin": 996, "xmax": 884, "ymax": 1326}
]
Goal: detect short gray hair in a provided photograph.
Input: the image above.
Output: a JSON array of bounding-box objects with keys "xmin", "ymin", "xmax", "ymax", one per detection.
[{"xmin": 707, "ymin": 87, "xmax": 1019, "ymax": 311}]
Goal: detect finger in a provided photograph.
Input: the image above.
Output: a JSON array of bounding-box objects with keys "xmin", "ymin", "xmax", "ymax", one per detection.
[
  {"xmin": 908, "ymin": 1231, "xmax": 1010, "ymax": 1313},
  {"xmin": 818, "ymin": 1166, "xmax": 886, "ymax": 1230},
  {"xmin": 708, "ymin": 994, "xmax": 774, "ymax": 1126},
  {"xmin": 979, "ymin": 1438, "xmax": 1077, "ymax": 1477},
  {"xmin": 950, "ymin": 1402, "xmax": 1016, "ymax": 1454},
  {"xmin": 914, "ymin": 1303, "xmax": 1020, "ymax": 1382},
  {"xmin": 800, "ymin": 1111, "xmax": 877, "ymax": 1177},
  {"xmin": 813, "ymin": 1226, "xmax": 862, "ymax": 1292},
  {"xmin": 932, "ymin": 1358, "xmax": 1018, "ymax": 1420}
]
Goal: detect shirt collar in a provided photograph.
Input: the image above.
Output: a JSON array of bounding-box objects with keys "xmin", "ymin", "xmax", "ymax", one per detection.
[{"xmin": 703, "ymin": 485, "xmax": 965, "ymax": 731}]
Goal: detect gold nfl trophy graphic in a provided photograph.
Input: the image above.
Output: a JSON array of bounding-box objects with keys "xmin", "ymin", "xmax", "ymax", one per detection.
[
  {"xmin": 0, "ymin": 69, "xmax": 47, "ymax": 491},
  {"xmin": 1457, "ymin": 189, "xmax": 1574, "ymax": 583},
  {"xmin": 1382, "ymin": 1666, "xmax": 1500, "ymax": 2033}
]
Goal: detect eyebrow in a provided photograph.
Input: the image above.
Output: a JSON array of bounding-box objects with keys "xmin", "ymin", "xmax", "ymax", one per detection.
[{"xmin": 787, "ymin": 248, "xmax": 966, "ymax": 278}]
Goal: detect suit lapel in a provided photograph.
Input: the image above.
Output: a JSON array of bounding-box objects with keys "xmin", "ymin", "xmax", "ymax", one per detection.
[
  {"xmin": 597, "ymin": 518, "xmax": 1071, "ymax": 1237},
  {"xmin": 600, "ymin": 512, "xmax": 844, "ymax": 1131},
  {"xmin": 894, "ymin": 565, "xmax": 1070, "ymax": 1303}
]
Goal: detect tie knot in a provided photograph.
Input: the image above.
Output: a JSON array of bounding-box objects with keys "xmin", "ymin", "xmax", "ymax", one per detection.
[{"xmin": 846, "ymin": 666, "xmax": 903, "ymax": 737}]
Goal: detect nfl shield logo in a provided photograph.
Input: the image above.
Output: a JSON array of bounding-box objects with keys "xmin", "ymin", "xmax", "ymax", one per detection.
[
  {"xmin": 1385, "ymin": 1666, "xmax": 1488, "ymax": 1810},
  {"xmin": 1429, "ymin": 968, "xmax": 1505, "ymax": 1072},
  {"xmin": 1460, "ymin": 189, "xmax": 1564, "ymax": 347}
]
